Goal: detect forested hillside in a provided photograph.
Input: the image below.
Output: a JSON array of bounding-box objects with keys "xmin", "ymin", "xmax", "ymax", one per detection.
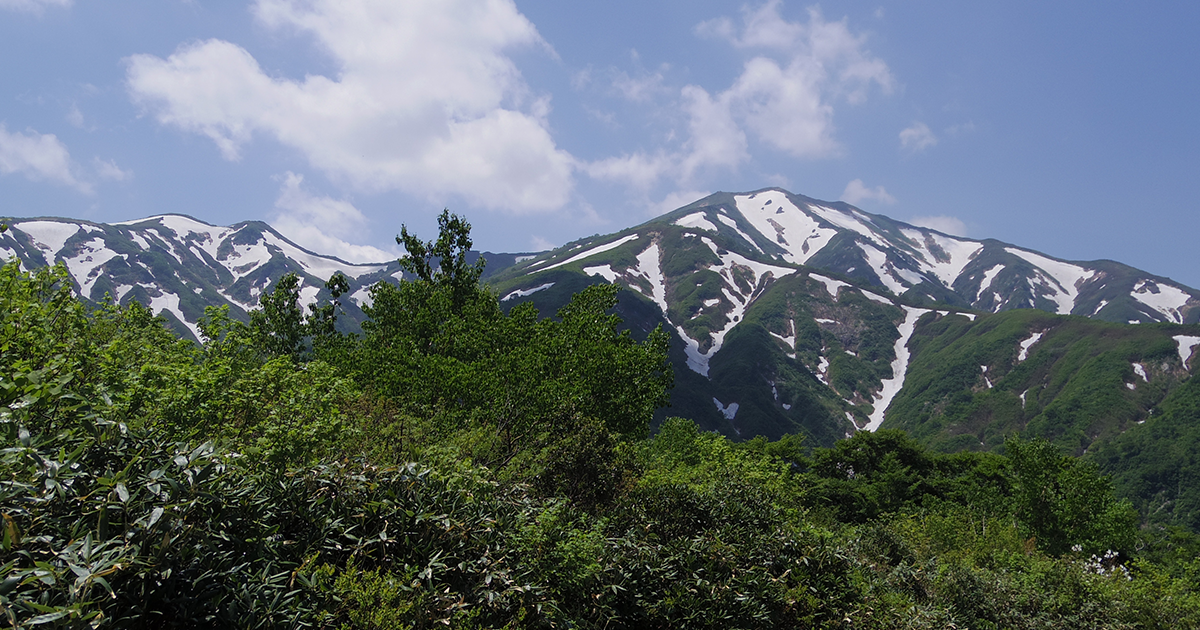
[{"xmin": 2, "ymin": 215, "xmax": 1199, "ymax": 628}]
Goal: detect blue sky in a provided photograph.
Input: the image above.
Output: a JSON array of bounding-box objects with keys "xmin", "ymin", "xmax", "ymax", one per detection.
[{"xmin": 2, "ymin": 1, "xmax": 1198, "ymax": 288}]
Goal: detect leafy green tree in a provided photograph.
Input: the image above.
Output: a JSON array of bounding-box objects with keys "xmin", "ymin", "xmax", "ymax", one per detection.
[{"xmin": 1006, "ymin": 435, "xmax": 1138, "ymax": 556}]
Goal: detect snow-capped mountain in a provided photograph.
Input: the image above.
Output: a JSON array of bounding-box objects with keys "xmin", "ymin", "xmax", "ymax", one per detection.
[
  {"xmin": 4, "ymin": 188, "xmax": 1199, "ymax": 450},
  {"xmin": 0, "ymin": 214, "xmax": 524, "ymax": 341},
  {"xmin": 491, "ymin": 188, "xmax": 1200, "ymax": 445}
]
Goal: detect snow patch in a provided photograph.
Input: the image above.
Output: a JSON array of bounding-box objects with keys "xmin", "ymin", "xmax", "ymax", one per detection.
[
  {"xmin": 16, "ymin": 220, "xmax": 81, "ymax": 266},
  {"xmin": 733, "ymin": 191, "xmax": 838, "ymax": 264},
  {"xmin": 350, "ymin": 286, "xmax": 373, "ymax": 309},
  {"xmin": 501, "ymin": 283, "xmax": 554, "ymax": 301},
  {"xmin": 674, "ymin": 211, "xmax": 720, "ymax": 233},
  {"xmin": 1173, "ymin": 335, "xmax": 1200, "ymax": 370},
  {"xmin": 1017, "ymin": 331, "xmax": 1044, "ymax": 362},
  {"xmin": 298, "ymin": 285, "xmax": 321, "ymax": 311},
  {"xmin": 1133, "ymin": 363, "xmax": 1147, "ymax": 381},
  {"xmin": 716, "ymin": 214, "xmax": 762, "ymax": 251},
  {"xmin": 147, "ymin": 291, "xmax": 203, "ymax": 341},
  {"xmin": 810, "ymin": 274, "xmax": 849, "ymax": 300},
  {"xmin": 860, "ymin": 290, "xmax": 893, "ymax": 305},
  {"xmin": 1126, "ymin": 383, "xmax": 1136, "ymax": 390},
  {"xmin": 713, "ymin": 398, "xmax": 739, "ymax": 420},
  {"xmin": 1131, "ymin": 280, "xmax": 1192, "ymax": 324},
  {"xmin": 583, "ymin": 265, "xmax": 620, "ymax": 283},
  {"xmin": 902, "ymin": 230, "xmax": 983, "ymax": 288},
  {"xmin": 975, "ymin": 265, "xmax": 1005, "ymax": 302},
  {"xmin": 62, "ymin": 238, "xmax": 122, "ymax": 299},
  {"xmin": 1004, "ymin": 248, "xmax": 1095, "ymax": 315},
  {"xmin": 543, "ymin": 234, "xmax": 639, "ymax": 271},
  {"xmin": 864, "ymin": 306, "xmax": 929, "ymax": 431},
  {"xmin": 858, "ymin": 243, "xmax": 910, "ymax": 296},
  {"xmin": 808, "ymin": 204, "xmax": 887, "ymax": 247}
]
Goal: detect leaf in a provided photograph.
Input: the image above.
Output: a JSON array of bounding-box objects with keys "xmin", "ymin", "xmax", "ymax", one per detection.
[
  {"xmin": 147, "ymin": 507, "xmax": 164, "ymax": 529},
  {"xmin": 115, "ymin": 483, "xmax": 129, "ymax": 504},
  {"xmin": 26, "ymin": 611, "xmax": 69, "ymax": 625}
]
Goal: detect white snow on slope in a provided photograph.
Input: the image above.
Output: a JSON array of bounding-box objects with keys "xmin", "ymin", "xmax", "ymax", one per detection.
[
  {"xmin": 16, "ymin": 221, "xmax": 82, "ymax": 266},
  {"xmin": 147, "ymin": 291, "xmax": 203, "ymax": 341},
  {"xmin": 810, "ymin": 274, "xmax": 849, "ymax": 299},
  {"xmin": 716, "ymin": 213, "xmax": 762, "ymax": 252},
  {"xmin": 1173, "ymin": 335, "xmax": 1200, "ymax": 370},
  {"xmin": 1132, "ymin": 280, "xmax": 1192, "ymax": 324},
  {"xmin": 634, "ymin": 243, "xmax": 670, "ymax": 313},
  {"xmin": 543, "ymin": 234, "xmax": 639, "ymax": 271},
  {"xmin": 809, "ymin": 204, "xmax": 887, "ymax": 248},
  {"xmin": 733, "ymin": 191, "xmax": 837, "ymax": 264},
  {"xmin": 900, "ymin": 229, "xmax": 983, "ymax": 288},
  {"xmin": 1133, "ymin": 363, "xmax": 1147, "ymax": 381},
  {"xmin": 975, "ymin": 265, "xmax": 1005, "ymax": 303},
  {"xmin": 865, "ymin": 306, "xmax": 929, "ymax": 431},
  {"xmin": 582, "ymin": 265, "xmax": 620, "ymax": 283},
  {"xmin": 713, "ymin": 398, "xmax": 739, "ymax": 420},
  {"xmin": 861, "ymin": 290, "xmax": 893, "ymax": 305},
  {"xmin": 1017, "ymin": 331, "xmax": 1044, "ymax": 362},
  {"xmin": 663, "ymin": 238, "xmax": 796, "ymax": 376},
  {"xmin": 63, "ymin": 238, "xmax": 122, "ymax": 299},
  {"xmin": 674, "ymin": 211, "xmax": 720, "ymax": 233},
  {"xmin": 350, "ymin": 286, "xmax": 372, "ymax": 308},
  {"xmin": 858, "ymin": 243, "xmax": 910, "ymax": 296},
  {"xmin": 1004, "ymin": 248, "xmax": 1095, "ymax": 315},
  {"xmin": 501, "ymin": 282, "xmax": 554, "ymax": 301}
]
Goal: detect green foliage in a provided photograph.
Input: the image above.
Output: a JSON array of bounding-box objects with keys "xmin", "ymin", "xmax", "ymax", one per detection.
[
  {"xmin": 1006, "ymin": 436, "xmax": 1138, "ymax": 556},
  {"xmin": 3, "ymin": 221, "xmax": 1198, "ymax": 627}
]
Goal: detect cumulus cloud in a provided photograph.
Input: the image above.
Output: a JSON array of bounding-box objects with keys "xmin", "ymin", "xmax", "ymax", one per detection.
[
  {"xmin": 0, "ymin": 0, "xmax": 70, "ymax": 13},
  {"xmin": 909, "ymin": 215, "xmax": 967, "ymax": 237},
  {"xmin": 0, "ymin": 124, "xmax": 90, "ymax": 192},
  {"xmin": 900, "ymin": 121, "xmax": 937, "ymax": 152},
  {"xmin": 93, "ymin": 157, "xmax": 132, "ymax": 182},
  {"xmin": 126, "ymin": 0, "xmax": 575, "ymax": 214},
  {"xmin": 270, "ymin": 172, "xmax": 397, "ymax": 263},
  {"xmin": 841, "ymin": 179, "xmax": 895, "ymax": 206},
  {"xmin": 589, "ymin": 2, "xmax": 892, "ymax": 192}
]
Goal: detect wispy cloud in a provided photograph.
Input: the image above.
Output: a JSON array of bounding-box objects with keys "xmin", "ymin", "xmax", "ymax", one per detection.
[
  {"xmin": 270, "ymin": 172, "xmax": 397, "ymax": 263},
  {"xmin": 909, "ymin": 215, "xmax": 967, "ymax": 236},
  {"xmin": 841, "ymin": 179, "xmax": 895, "ymax": 206},
  {"xmin": 0, "ymin": 0, "xmax": 70, "ymax": 14},
  {"xmin": 0, "ymin": 123, "xmax": 91, "ymax": 193},
  {"xmin": 900, "ymin": 121, "xmax": 937, "ymax": 152}
]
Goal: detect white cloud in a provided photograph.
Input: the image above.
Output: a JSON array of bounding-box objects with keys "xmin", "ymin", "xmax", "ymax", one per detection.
[
  {"xmin": 0, "ymin": 0, "xmax": 70, "ymax": 13},
  {"xmin": 900, "ymin": 121, "xmax": 937, "ymax": 152},
  {"xmin": 841, "ymin": 179, "xmax": 895, "ymax": 206},
  {"xmin": 529, "ymin": 235, "xmax": 555, "ymax": 251},
  {"xmin": 270, "ymin": 172, "xmax": 397, "ymax": 263},
  {"xmin": 93, "ymin": 157, "xmax": 132, "ymax": 182},
  {"xmin": 126, "ymin": 0, "xmax": 575, "ymax": 214},
  {"xmin": 592, "ymin": 2, "xmax": 891, "ymax": 193},
  {"xmin": 0, "ymin": 124, "xmax": 90, "ymax": 192},
  {"xmin": 612, "ymin": 67, "xmax": 668, "ymax": 102},
  {"xmin": 652, "ymin": 189, "xmax": 711, "ymax": 217},
  {"xmin": 909, "ymin": 215, "xmax": 967, "ymax": 237}
]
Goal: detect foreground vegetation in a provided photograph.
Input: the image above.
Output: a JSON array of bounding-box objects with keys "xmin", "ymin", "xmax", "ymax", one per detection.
[{"xmin": 2, "ymin": 215, "xmax": 1199, "ymax": 628}]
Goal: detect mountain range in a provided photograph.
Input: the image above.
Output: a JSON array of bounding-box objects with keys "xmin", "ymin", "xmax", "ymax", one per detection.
[{"xmin": 3, "ymin": 188, "xmax": 1199, "ymax": 459}]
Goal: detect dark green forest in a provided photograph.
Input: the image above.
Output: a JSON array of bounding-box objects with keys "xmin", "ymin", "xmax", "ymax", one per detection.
[{"xmin": 2, "ymin": 214, "xmax": 1199, "ymax": 628}]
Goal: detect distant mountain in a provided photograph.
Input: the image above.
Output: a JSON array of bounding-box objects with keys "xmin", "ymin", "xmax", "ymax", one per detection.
[
  {"xmin": 0, "ymin": 214, "xmax": 527, "ymax": 341},
  {"xmin": 3, "ymin": 189, "xmax": 1199, "ymax": 447},
  {"xmin": 488, "ymin": 188, "xmax": 1200, "ymax": 449}
]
